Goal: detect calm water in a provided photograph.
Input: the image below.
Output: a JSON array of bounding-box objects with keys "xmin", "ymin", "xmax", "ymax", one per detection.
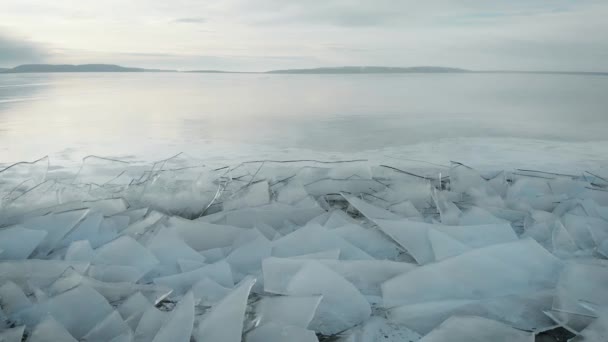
[{"xmin": 1, "ymin": 72, "xmax": 608, "ymax": 170}]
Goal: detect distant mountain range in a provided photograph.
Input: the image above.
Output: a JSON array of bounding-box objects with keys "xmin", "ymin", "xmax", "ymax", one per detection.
[
  {"xmin": 1, "ymin": 64, "xmax": 607, "ymax": 75},
  {"xmin": 265, "ymin": 66, "xmax": 470, "ymax": 74},
  {"xmin": 0, "ymin": 64, "xmax": 174, "ymax": 73}
]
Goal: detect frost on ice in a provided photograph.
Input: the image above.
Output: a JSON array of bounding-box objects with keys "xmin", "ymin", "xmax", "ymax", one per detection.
[{"xmin": 0, "ymin": 157, "xmax": 607, "ymax": 341}]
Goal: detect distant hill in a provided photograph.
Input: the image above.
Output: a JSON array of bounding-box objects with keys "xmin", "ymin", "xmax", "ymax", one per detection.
[
  {"xmin": 0, "ymin": 64, "xmax": 174, "ymax": 73},
  {"xmin": 266, "ymin": 66, "xmax": 471, "ymax": 74},
  {"xmin": 0, "ymin": 68, "xmax": 8, "ymax": 73}
]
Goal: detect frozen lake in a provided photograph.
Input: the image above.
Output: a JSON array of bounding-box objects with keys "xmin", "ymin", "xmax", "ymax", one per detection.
[{"xmin": 1, "ymin": 72, "xmax": 607, "ymax": 171}]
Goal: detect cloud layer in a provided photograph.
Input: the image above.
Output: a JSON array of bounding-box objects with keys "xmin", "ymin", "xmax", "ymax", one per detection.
[
  {"xmin": 0, "ymin": 32, "xmax": 46, "ymax": 66},
  {"xmin": 0, "ymin": 0, "xmax": 606, "ymax": 70}
]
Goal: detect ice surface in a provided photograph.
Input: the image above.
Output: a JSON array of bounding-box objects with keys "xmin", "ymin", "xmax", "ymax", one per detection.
[
  {"xmin": 154, "ymin": 260, "xmax": 233, "ymax": 295},
  {"xmin": 333, "ymin": 223, "xmax": 401, "ymax": 260},
  {"xmin": 28, "ymin": 316, "xmax": 77, "ymax": 342},
  {"xmin": 0, "ymin": 260, "xmax": 88, "ymax": 288},
  {"xmin": 118, "ymin": 292, "xmax": 153, "ymax": 320},
  {"xmin": 31, "ymin": 285, "xmax": 114, "ymax": 339},
  {"xmin": 271, "ymin": 224, "xmax": 373, "ymax": 260},
  {"xmin": 225, "ymin": 233, "xmax": 272, "ymax": 280},
  {"xmin": 20, "ymin": 209, "xmax": 89, "ymax": 256},
  {"xmin": 223, "ymin": 180, "xmax": 270, "ymax": 210},
  {"xmin": 194, "ymin": 277, "xmax": 255, "ymax": 342},
  {"xmin": 82, "ymin": 310, "xmax": 131, "ymax": 342},
  {"xmin": 152, "ymin": 291, "xmax": 195, "ymax": 342},
  {"xmin": 255, "ymin": 295, "xmax": 322, "ymax": 328},
  {"xmin": 0, "ymin": 225, "xmax": 47, "ymax": 260},
  {"xmin": 388, "ymin": 290, "xmax": 555, "ymax": 335},
  {"xmin": 552, "ymin": 261, "xmax": 608, "ymax": 316},
  {"xmin": 2, "ymin": 159, "xmax": 608, "ymax": 340},
  {"xmin": 418, "ymin": 316, "xmax": 534, "ymax": 342},
  {"xmin": 168, "ymin": 216, "xmax": 246, "ymax": 251},
  {"xmin": 94, "ymin": 235, "xmax": 159, "ymax": 276},
  {"xmin": 146, "ymin": 227, "xmax": 206, "ymax": 276},
  {"xmin": 374, "ymin": 218, "xmax": 517, "ymax": 264},
  {"xmin": 382, "ymin": 238, "xmax": 561, "ymax": 307},
  {"xmin": 572, "ymin": 308, "xmax": 608, "ymax": 341},
  {"xmin": 0, "ymin": 325, "xmax": 25, "ymax": 342},
  {"xmin": 60, "ymin": 212, "xmax": 103, "ymax": 248},
  {"xmin": 64, "ymin": 240, "xmax": 94, "ymax": 262},
  {"xmin": 191, "ymin": 277, "xmax": 232, "ymax": 306},
  {"xmin": 337, "ymin": 316, "xmax": 421, "ymax": 342},
  {"xmin": 286, "ymin": 261, "xmax": 371, "ymax": 335},
  {"xmin": 0, "ymin": 281, "xmax": 31, "ymax": 315},
  {"xmin": 246, "ymin": 322, "xmax": 319, "ymax": 342},
  {"xmin": 133, "ymin": 306, "xmax": 167, "ymax": 342}
]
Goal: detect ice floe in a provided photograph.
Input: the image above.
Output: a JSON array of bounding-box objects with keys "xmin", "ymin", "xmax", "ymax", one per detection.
[{"xmin": 0, "ymin": 157, "xmax": 607, "ymax": 341}]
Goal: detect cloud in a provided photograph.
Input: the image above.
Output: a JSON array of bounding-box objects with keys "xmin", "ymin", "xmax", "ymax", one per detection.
[
  {"xmin": 173, "ymin": 17, "xmax": 207, "ymax": 24},
  {"xmin": 0, "ymin": 32, "xmax": 47, "ymax": 66}
]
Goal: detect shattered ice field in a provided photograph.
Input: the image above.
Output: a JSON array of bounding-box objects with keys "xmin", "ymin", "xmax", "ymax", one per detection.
[{"xmin": 1, "ymin": 152, "xmax": 608, "ymax": 342}]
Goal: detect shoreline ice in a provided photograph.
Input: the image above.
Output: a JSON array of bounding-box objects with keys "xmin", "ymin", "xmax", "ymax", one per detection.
[{"xmin": 0, "ymin": 155, "xmax": 607, "ymax": 341}]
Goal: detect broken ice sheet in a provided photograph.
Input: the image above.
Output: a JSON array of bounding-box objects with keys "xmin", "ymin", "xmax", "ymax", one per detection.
[
  {"xmin": 271, "ymin": 224, "xmax": 373, "ymax": 260},
  {"xmin": 305, "ymin": 178, "xmax": 386, "ymax": 197},
  {"xmin": 19, "ymin": 209, "xmax": 89, "ymax": 257},
  {"xmin": 332, "ymin": 223, "xmax": 401, "ymax": 260},
  {"xmin": 191, "ymin": 277, "xmax": 232, "ymax": 306},
  {"xmin": 337, "ymin": 316, "xmax": 421, "ymax": 342},
  {"xmin": 27, "ymin": 315, "xmax": 77, "ymax": 342},
  {"xmin": 81, "ymin": 310, "xmax": 131, "ymax": 342},
  {"xmin": 388, "ymin": 290, "xmax": 556, "ymax": 335},
  {"xmin": 168, "ymin": 216, "xmax": 246, "ymax": 251},
  {"xmin": 152, "ymin": 291, "xmax": 195, "ymax": 342},
  {"xmin": 0, "ymin": 281, "xmax": 32, "ymax": 315},
  {"xmin": 374, "ymin": 218, "xmax": 517, "ymax": 264},
  {"xmin": 255, "ymin": 295, "xmax": 322, "ymax": 329},
  {"xmin": 570, "ymin": 307, "xmax": 608, "ymax": 342},
  {"xmin": 194, "ymin": 277, "xmax": 255, "ymax": 342},
  {"xmin": 382, "ymin": 238, "xmax": 561, "ymax": 308},
  {"xmin": 0, "ymin": 260, "xmax": 88, "ymax": 288},
  {"xmin": 552, "ymin": 261, "xmax": 608, "ymax": 316},
  {"xmin": 146, "ymin": 227, "xmax": 206, "ymax": 276},
  {"xmin": 0, "ymin": 325, "xmax": 25, "ymax": 342},
  {"xmin": 93, "ymin": 235, "xmax": 159, "ymax": 276},
  {"xmin": 223, "ymin": 180, "xmax": 270, "ymax": 211},
  {"xmin": 246, "ymin": 322, "xmax": 319, "ymax": 342},
  {"xmin": 418, "ymin": 315, "xmax": 534, "ymax": 342},
  {"xmin": 286, "ymin": 261, "xmax": 371, "ymax": 335},
  {"xmin": 20, "ymin": 285, "xmax": 114, "ymax": 339},
  {"xmin": 0, "ymin": 225, "xmax": 47, "ymax": 260},
  {"xmin": 154, "ymin": 260, "xmax": 233, "ymax": 295}
]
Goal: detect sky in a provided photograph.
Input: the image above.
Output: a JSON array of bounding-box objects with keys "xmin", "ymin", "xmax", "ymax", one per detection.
[{"xmin": 1, "ymin": 0, "xmax": 607, "ymax": 71}]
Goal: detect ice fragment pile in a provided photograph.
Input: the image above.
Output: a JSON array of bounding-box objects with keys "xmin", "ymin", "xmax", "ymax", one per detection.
[{"xmin": 0, "ymin": 156, "xmax": 607, "ymax": 341}]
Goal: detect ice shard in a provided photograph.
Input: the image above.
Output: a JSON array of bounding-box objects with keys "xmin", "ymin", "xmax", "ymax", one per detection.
[
  {"xmin": 0, "ymin": 325, "xmax": 25, "ymax": 342},
  {"xmin": 81, "ymin": 310, "xmax": 131, "ymax": 342},
  {"xmin": 168, "ymin": 216, "xmax": 246, "ymax": 251},
  {"xmin": 246, "ymin": 322, "xmax": 319, "ymax": 342},
  {"xmin": 418, "ymin": 316, "xmax": 534, "ymax": 342},
  {"xmin": 28, "ymin": 316, "xmax": 77, "ymax": 342},
  {"xmin": 154, "ymin": 260, "xmax": 234, "ymax": 295},
  {"xmin": 0, "ymin": 225, "xmax": 47, "ymax": 260},
  {"xmin": 255, "ymin": 295, "xmax": 322, "ymax": 328},
  {"xmin": 93, "ymin": 235, "xmax": 159, "ymax": 276},
  {"xmin": 194, "ymin": 277, "xmax": 256, "ymax": 342},
  {"xmin": 286, "ymin": 261, "xmax": 371, "ymax": 335},
  {"xmin": 382, "ymin": 238, "xmax": 561, "ymax": 308},
  {"xmin": 152, "ymin": 291, "xmax": 195, "ymax": 342},
  {"xmin": 337, "ymin": 316, "xmax": 421, "ymax": 342}
]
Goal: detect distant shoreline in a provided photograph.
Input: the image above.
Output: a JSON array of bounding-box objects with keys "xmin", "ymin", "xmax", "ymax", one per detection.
[{"xmin": 1, "ymin": 64, "xmax": 607, "ymax": 76}]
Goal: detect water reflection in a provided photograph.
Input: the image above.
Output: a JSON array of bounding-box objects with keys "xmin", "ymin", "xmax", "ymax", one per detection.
[{"xmin": 0, "ymin": 72, "xmax": 607, "ymax": 166}]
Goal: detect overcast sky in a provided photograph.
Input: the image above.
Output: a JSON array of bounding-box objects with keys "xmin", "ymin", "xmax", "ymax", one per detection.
[{"xmin": 1, "ymin": 0, "xmax": 607, "ymax": 71}]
